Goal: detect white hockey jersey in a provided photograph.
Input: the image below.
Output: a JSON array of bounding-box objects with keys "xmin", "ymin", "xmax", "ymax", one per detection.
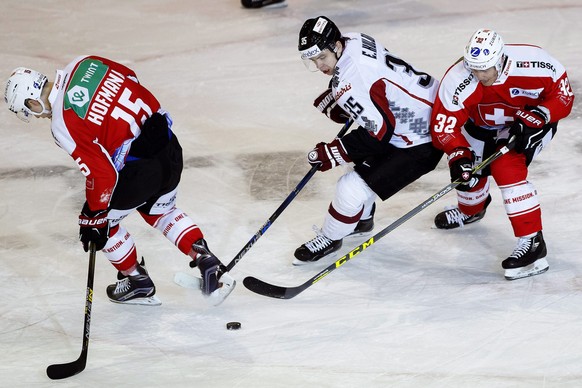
[{"xmin": 331, "ymin": 32, "xmax": 439, "ymax": 148}]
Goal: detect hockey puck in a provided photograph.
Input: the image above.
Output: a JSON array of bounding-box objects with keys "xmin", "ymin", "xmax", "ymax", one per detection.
[{"xmin": 226, "ymin": 321, "xmax": 241, "ymax": 330}]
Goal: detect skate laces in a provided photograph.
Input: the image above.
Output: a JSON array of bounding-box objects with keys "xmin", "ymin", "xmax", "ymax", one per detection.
[
  {"xmin": 509, "ymin": 236, "xmax": 533, "ymax": 259},
  {"xmin": 305, "ymin": 227, "xmax": 334, "ymax": 253},
  {"xmin": 113, "ymin": 278, "xmax": 131, "ymax": 295},
  {"xmin": 443, "ymin": 207, "xmax": 470, "ymax": 227}
]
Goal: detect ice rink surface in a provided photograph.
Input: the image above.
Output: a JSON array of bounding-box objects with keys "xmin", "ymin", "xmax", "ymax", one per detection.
[{"xmin": 1, "ymin": 0, "xmax": 581, "ymax": 387}]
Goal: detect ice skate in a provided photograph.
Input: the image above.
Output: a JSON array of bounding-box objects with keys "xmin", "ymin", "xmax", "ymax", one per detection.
[
  {"xmin": 434, "ymin": 195, "xmax": 491, "ymax": 229},
  {"xmin": 107, "ymin": 260, "xmax": 161, "ymax": 306},
  {"xmin": 347, "ymin": 203, "xmax": 375, "ymax": 237},
  {"xmin": 502, "ymin": 231, "xmax": 549, "ymax": 280},
  {"xmin": 293, "ymin": 228, "xmax": 342, "ymax": 265},
  {"xmin": 241, "ymin": 0, "xmax": 287, "ymax": 9},
  {"xmin": 190, "ymin": 239, "xmax": 236, "ymax": 306}
]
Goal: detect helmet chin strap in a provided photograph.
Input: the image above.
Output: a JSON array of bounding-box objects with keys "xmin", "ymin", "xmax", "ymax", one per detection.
[
  {"xmin": 30, "ymin": 99, "xmax": 51, "ymax": 117},
  {"xmin": 332, "ymin": 42, "xmax": 343, "ymax": 60}
]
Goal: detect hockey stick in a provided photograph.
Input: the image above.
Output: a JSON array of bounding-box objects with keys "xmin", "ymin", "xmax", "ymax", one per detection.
[
  {"xmin": 47, "ymin": 242, "xmax": 96, "ymax": 379},
  {"xmin": 223, "ymin": 119, "xmax": 354, "ymax": 272},
  {"xmin": 243, "ymin": 140, "xmax": 515, "ymax": 299}
]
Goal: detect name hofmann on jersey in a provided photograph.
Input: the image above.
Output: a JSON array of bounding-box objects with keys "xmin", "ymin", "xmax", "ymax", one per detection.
[{"xmin": 65, "ymin": 59, "xmax": 126, "ymax": 126}]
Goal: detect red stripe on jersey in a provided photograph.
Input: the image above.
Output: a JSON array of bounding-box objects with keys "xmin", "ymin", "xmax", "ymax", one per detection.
[
  {"xmin": 369, "ymin": 79, "xmax": 393, "ymax": 140},
  {"xmin": 328, "ymin": 203, "xmax": 364, "ymax": 224}
]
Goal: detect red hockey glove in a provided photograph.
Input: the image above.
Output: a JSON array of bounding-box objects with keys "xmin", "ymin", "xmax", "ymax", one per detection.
[
  {"xmin": 313, "ymin": 88, "xmax": 350, "ymax": 124},
  {"xmin": 509, "ymin": 106, "xmax": 549, "ymax": 153},
  {"xmin": 308, "ymin": 138, "xmax": 352, "ymax": 172},
  {"xmin": 79, "ymin": 202, "xmax": 110, "ymax": 252},
  {"xmin": 448, "ymin": 147, "xmax": 480, "ymax": 192}
]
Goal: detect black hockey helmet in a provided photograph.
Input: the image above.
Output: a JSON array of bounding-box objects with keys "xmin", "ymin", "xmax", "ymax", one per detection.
[{"xmin": 298, "ymin": 16, "xmax": 342, "ymax": 60}]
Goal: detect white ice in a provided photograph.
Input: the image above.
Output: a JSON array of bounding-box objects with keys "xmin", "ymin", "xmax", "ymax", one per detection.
[{"xmin": 1, "ymin": 0, "xmax": 581, "ymax": 387}]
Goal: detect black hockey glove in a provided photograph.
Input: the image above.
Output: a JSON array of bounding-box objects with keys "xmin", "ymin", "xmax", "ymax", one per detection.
[
  {"xmin": 78, "ymin": 202, "xmax": 110, "ymax": 252},
  {"xmin": 509, "ymin": 106, "xmax": 549, "ymax": 153},
  {"xmin": 308, "ymin": 138, "xmax": 352, "ymax": 172},
  {"xmin": 313, "ymin": 88, "xmax": 350, "ymax": 124},
  {"xmin": 448, "ymin": 147, "xmax": 480, "ymax": 192}
]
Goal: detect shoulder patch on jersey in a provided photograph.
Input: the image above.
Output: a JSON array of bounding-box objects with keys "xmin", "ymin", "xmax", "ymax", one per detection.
[
  {"xmin": 65, "ymin": 59, "xmax": 126, "ymax": 126},
  {"xmin": 509, "ymin": 87, "xmax": 544, "ymax": 99},
  {"xmin": 452, "ymin": 72, "xmax": 475, "ymax": 106},
  {"xmin": 64, "ymin": 59, "xmax": 109, "ymax": 117}
]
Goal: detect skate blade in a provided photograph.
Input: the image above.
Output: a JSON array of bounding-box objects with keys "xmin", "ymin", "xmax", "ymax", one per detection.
[
  {"xmin": 260, "ymin": 1, "xmax": 288, "ymax": 9},
  {"xmin": 173, "ymin": 271, "xmax": 202, "ymax": 290},
  {"xmin": 504, "ymin": 258, "xmax": 549, "ymax": 280},
  {"xmin": 206, "ymin": 274, "xmax": 236, "ymax": 306},
  {"xmin": 345, "ymin": 230, "xmax": 373, "ymax": 239},
  {"xmin": 292, "ymin": 251, "xmax": 338, "ymax": 266},
  {"xmin": 292, "ymin": 258, "xmax": 313, "ymax": 266},
  {"xmin": 109, "ymin": 295, "xmax": 162, "ymax": 306}
]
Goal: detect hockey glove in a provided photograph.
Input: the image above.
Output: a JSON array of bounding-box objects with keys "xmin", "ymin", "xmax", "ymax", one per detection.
[
  {"xmin": 313, "ymin": 88, "xmax": 350, "ymax": 124},
  {"xmin": 448, "ymin": 147, "xmax": 480, "ymax": 192},
  {"xmin": 78, "ymin": 202, "xmax": 110, "ymax": 252},
  {"xmin": 509, "ymin": 106, "xmax": 549, "ymax": 153},
  {"xmin": 308, "ymin": 138, "xmax": 352, "ymax": 172}
]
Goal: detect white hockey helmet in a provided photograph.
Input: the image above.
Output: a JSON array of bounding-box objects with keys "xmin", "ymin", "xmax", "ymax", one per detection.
[
  {"xmin": 4, "ymin": 67, "xmax": 49, "ymax": 122},
  {"xmin": 463, "ymin": 29, "xmax": 505, "ymax": 73}
]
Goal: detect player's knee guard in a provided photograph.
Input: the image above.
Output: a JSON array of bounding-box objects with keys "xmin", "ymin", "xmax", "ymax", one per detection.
[
  {"xmin": 140, "ymin": 207, "xmax": 203, "ymax": 254},
  {"xmin": 500, "ymin": 180, "xmax": 542, "ymax": 236},
  {"xmin": 323, "ymin": 171, "xmax": 376, "ymax": 240},
  {"xmin": 457, "ymin": 177, "xmax": 490, "ymax": 215},
  {"xmin": 102, "ymin": 225, "xmax": 138, "ymax": 272}
]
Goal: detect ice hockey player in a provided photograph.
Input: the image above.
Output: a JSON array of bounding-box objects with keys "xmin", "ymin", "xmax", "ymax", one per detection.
[
  {"xmin": 294, "ymin": 16, "xmax": 443, "ymax": 264},
  {"xmin": 430, "ymin": 29, "xmax": 574, "ymax": 280},
  {"xmin": 4, "ymin": 57, "xmax": 235, "ymax": 305}
]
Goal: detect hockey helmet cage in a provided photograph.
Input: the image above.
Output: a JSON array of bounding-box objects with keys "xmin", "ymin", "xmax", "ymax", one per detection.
[
  {"xmin": 4, "ymin": 67, "xmax": 48, "ymax": 122},
  {"xmin": 298, "ymin": 16, "xmax": 342, "ymax": 61},
  {"xmin": 463, "ymin": 29, "xmax": 505, "ymax": 73}
]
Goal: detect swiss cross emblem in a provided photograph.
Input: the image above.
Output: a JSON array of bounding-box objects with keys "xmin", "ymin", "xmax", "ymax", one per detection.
[{"xmin": 477, "ymin": 103, "xmax": 518, "ymax": 127}]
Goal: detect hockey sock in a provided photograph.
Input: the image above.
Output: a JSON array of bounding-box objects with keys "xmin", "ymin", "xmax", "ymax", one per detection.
[{"xmin": 140, "ymin": 207, "xmax": 204, "ymax": 254}]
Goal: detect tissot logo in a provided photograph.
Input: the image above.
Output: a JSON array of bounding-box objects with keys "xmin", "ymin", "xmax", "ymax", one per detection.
[{"xmin": 516, "ymin": 61, "xmax": 555, "ymax": 72}]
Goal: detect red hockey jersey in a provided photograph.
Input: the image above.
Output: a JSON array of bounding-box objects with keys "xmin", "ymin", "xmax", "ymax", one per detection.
[
  {"xmin": 49, "ymin": 56, "xmax": 161, "ymax": 211},
  {"xmin": 431, "ymin": 44, "xmax": 574, "ymax": 155}
]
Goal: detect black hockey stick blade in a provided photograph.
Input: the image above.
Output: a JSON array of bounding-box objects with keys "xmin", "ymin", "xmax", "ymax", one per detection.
[
  {"xmin": 243, "ymin": 276, "xmax": 300, "ymax": 299},
  {"xmin": 46, "ymin": 354, "xmax": 88, "ymax": 380},
  {"xmin": 243, "ymin": 264, "xmax": 337, "ymax": 299},
  {"xmin": 243, "ymin": 237, "xmax": 374, "ymax": 299},
  {"xmin": 47, "ymin": 243, "xmax": 96, "ymax": 380},
  {"xmin": 243, "ymin": 140, "xmax": 515, "ymax": 299}
]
